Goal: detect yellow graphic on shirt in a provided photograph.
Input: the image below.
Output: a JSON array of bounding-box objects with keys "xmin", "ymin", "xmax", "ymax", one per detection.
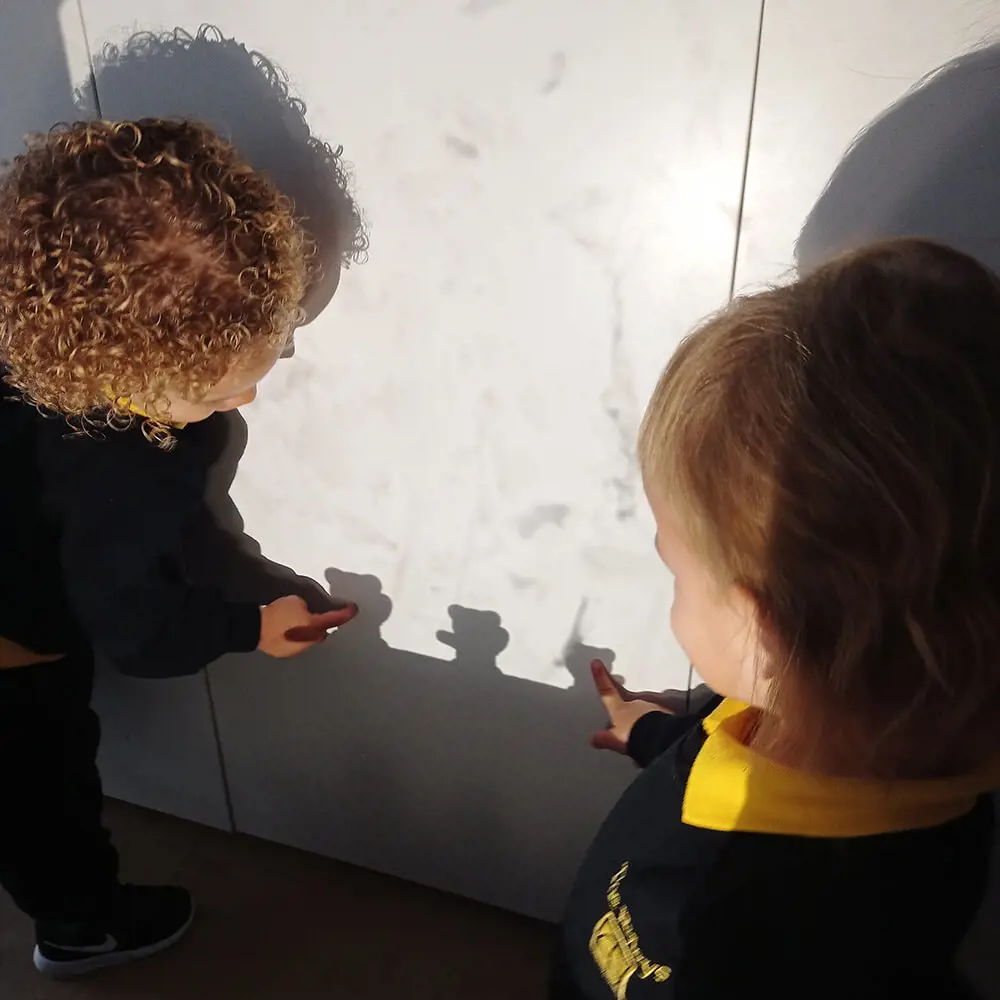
[{"xmin": 589, "ymin": 862, "xmax": 671, "ymax": 999}]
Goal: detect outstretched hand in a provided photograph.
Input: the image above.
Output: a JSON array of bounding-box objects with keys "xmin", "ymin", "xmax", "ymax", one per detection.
[
  {"xmin": 590, "ymin": 660, "xmax": 674, "ymax": 754},
  {"xmin": 258, "ymin": 595, "xmax": 359, "ymax": 658}
]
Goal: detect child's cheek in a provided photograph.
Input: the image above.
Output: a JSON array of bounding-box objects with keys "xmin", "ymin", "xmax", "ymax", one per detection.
[
  {"xmin": 177, "ymin": 402, "xmax": 215, "ymax": 423},
  {"xmin": 669, "ymin": 591, "xmax": 696, "ymax": 661},
  {"xmin": 669, "ymin": 585, "xmax": 682, "ymax": 639}
]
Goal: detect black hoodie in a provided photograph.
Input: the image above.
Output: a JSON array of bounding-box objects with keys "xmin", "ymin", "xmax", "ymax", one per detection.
[{"xmin": 0, "ymin": 382, "xmax": 260, "ymax": 676}]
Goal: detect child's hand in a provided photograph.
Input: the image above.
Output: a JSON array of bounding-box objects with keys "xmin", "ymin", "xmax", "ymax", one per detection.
[
  {"xmin": 590, "ymin": 660, "xmax": 674, "ymax": 754},
  {"xmin": 258, "ymin": 595, "xmax": 359, "ymax": 658}
]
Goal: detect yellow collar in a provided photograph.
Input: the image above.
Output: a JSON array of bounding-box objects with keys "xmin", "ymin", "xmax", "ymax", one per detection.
[
  {"xmin": 682, "ymin": 699, "xmax": 1000, "ymax": 837},
  {"xmin": 110, "ymin": 395, "xmax": 187, "ymax": 430}
]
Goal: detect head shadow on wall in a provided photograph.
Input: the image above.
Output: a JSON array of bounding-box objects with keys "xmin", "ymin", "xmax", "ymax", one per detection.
[
  {"xmin": 797, "ymin": 42, "xmax": 1000, "ymax": 275},
  {"xmin": 78, "ymin": 24, "xmax": 368, "ymax": 605}
]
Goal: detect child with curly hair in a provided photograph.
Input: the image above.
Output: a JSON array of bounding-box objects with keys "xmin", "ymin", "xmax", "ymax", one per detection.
[
  {"xmin": 554, "ymin": 240, "xmax": 1000, "ymax": 998},
  {"xmin": 0, "ymin": 118, "xmax": 362, "ymax": 977}
]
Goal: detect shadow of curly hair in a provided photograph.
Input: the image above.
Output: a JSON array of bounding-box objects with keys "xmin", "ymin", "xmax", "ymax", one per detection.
[{"xmin": 80, "ymin": 24, "xmax": 368, "ymax": 322}]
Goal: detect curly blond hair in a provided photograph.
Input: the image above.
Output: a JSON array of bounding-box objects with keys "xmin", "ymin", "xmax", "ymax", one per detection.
[{"xmin": 0, "ymin": 118, "xmax": 311, "ymax": 424}]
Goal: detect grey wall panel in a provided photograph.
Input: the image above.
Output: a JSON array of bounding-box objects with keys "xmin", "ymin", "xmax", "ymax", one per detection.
[
  {"xmin": 208, "ymin": 619, "xmax": 635, "ymax": 920},
  {"xmin": 93, "ymin": 662, "xmax": 232, "ymax": 831}
]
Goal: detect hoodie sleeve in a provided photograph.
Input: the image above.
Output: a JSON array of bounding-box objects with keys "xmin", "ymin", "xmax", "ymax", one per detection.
[{"xmin": 56, "ymin": 444, "xmax": 261, "ymax": 677}]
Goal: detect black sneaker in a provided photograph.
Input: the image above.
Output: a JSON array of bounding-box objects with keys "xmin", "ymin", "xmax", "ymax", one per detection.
[{"xmin": 34, "ymin": 884, "xmax": 195, "ymax": 978}]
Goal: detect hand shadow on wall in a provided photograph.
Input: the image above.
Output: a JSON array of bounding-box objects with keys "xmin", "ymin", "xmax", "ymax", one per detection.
[
  {"xmin": 209, "ymin": 568, "xmax": 635, "ymax": 920},
  {"xmin": 795, "ymin": 44, "xmax": 1000, "ymax": 998},
  {"xmin": 81, "ymin": 24, "xmax": 367, "ymax": 323},
  {"xmin": 78, "ymin": 25, "xmax": 368, "ymax": 610}
]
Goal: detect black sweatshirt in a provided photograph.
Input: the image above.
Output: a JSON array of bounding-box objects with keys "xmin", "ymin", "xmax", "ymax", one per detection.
[
  {"xmin": 0, "ymin": 382, "xmax": 261, "ymax": 676},
  {"xmin": 552, "ymin": 697, "xmax": 997, "ymax": 999}
]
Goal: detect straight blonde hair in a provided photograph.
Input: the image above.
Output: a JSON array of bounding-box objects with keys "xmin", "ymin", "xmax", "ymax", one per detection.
[{"xmin": 641, "ymin": 239, "xmax": 1000, "ymax": 778}]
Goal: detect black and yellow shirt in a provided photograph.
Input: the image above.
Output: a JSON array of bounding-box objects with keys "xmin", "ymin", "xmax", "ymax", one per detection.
[
  {"xmin": 552, "ymin": 697, "xmax": 997, "ymax": 999},
  {"xmin": 0, "ymin": 379, "xmax": 261, "ymax": 675}
]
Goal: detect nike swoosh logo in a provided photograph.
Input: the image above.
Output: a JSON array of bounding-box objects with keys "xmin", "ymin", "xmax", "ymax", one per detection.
[{"xmin": 42, "ymin": 934, "xmax": 118, "ymax": 955}]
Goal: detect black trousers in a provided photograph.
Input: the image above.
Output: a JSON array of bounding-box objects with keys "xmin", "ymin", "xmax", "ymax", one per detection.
[{"xmin": 0, "ymin": 650, "xmax": 119, "ymax": 923}]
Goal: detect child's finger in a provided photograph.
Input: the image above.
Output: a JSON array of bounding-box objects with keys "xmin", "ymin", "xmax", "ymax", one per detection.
[
  {"xmin": 313, "ymin": 603, "xmax": 359, "ymax": 630},
  {"xmin": 283, "ymin": 604, "xmax": 358, "ymax": 644},
  {"xmin": 283, "ymin": 624, "xmax": 328, "ymax": 643},
  {"xmin": 591, "ymin": 728, "xmax": 627, "ymax": 754},
  {"xmin": 591, "ymin": 660, "xmax": 624, "ymax": 708}
]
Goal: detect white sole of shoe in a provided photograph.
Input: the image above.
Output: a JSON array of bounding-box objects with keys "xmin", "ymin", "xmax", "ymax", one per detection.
[{"xmin": 33, "ymin": 901, "xmax": 196, "ymax": 979}]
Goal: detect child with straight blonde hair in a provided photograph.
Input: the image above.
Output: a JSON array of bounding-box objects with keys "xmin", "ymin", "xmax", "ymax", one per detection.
[{"xmin": 554, "ymin": 239, "xmax": 1000, "ymax": 998}]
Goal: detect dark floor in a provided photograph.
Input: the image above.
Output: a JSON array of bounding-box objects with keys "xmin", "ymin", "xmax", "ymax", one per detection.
[
  {"xmin": 0, "ymin": 800, "xmax": 554, "ymax": 999},
  {"xmin": 8, "ymin": 800, "xmax": 1000, "ymax": 999}
]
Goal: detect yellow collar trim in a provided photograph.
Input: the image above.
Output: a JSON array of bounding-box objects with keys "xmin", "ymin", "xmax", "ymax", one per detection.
[
  {"xmin": 682, "ymin": 699, "xmax": 1000, "ymax": 837},
  {"xmin": 110, "ymin": 395, "xmax": 187, "ymax": 430}
]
